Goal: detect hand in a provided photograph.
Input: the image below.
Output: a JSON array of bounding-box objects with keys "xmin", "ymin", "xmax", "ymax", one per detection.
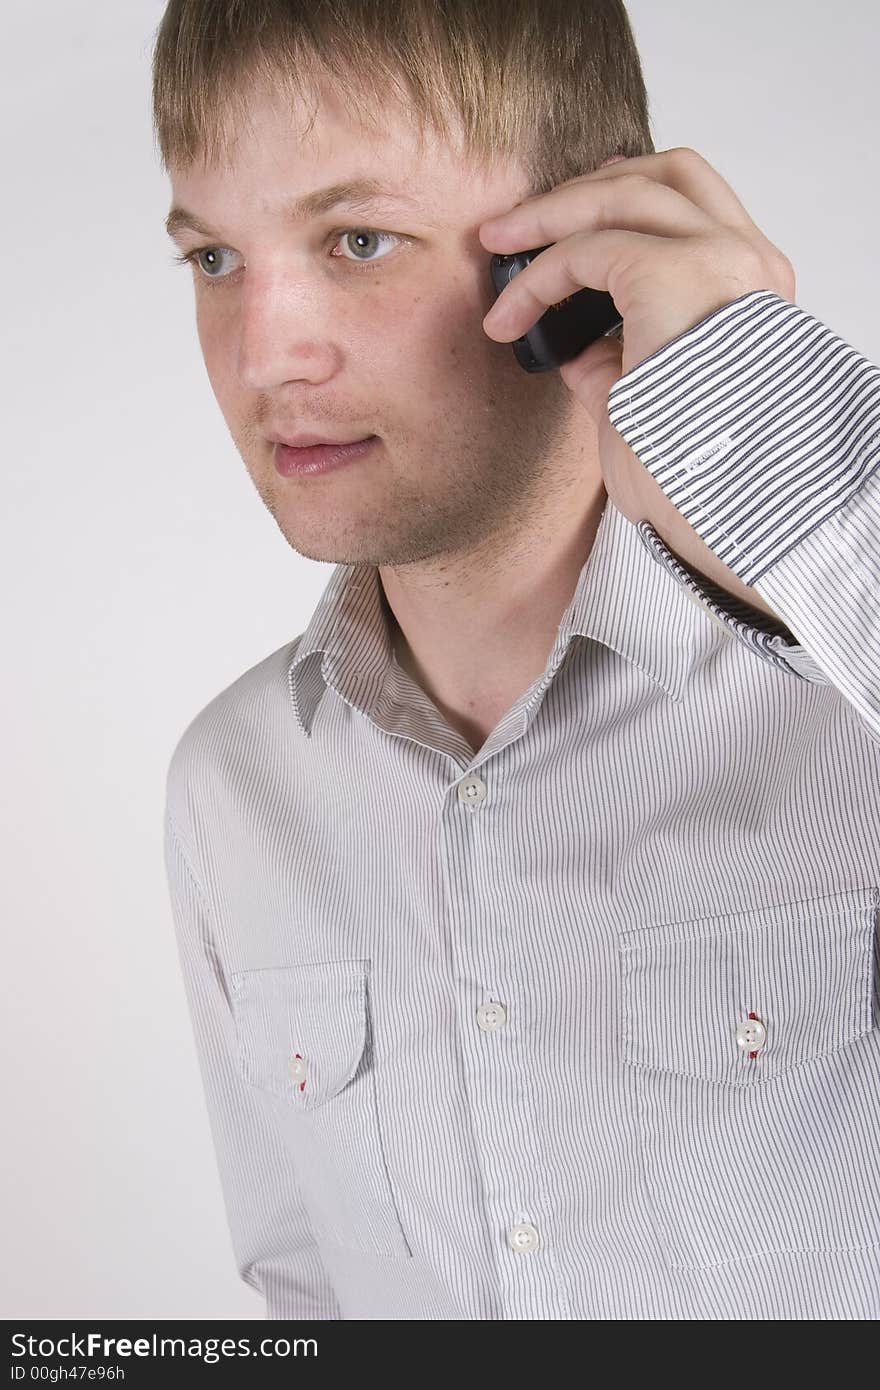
[{"xmin": 477, "ymin": 148, "xmax": 797, "ymax": 622}]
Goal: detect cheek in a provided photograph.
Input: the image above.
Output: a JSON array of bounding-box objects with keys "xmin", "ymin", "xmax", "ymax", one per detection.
[
  {"xmin": 374, "ymin": 279, "xmax": 496, "ymax": 383},
  {"xmin": 195, "ymin": 300, "xmax": 232, "ymax": 376},
  {"xmin": 194, "ymin": 308, "xmax": 247, "ymax": 421}
]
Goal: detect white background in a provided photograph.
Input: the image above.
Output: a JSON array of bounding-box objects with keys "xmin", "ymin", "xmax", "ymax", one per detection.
[{"xmin": 3, "ymin": 1, "xmax": 877, "ymax": 1318}]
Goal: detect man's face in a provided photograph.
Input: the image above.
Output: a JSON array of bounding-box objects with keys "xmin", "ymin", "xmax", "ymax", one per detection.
[{"xmin": 168, "ymin": 77, "xmax": 593, "ymax": 570}]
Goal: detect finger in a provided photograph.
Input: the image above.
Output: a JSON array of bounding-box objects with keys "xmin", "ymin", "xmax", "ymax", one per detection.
[
  {"xmin": 563, "ymin": 147, "xmax": 761, "ymax": 232},
  {"xmin": 487, "ymin": 147, "xmax": 759, "ymax": 240},
  {"xmin": 479, "ymin": 172, "xmax": 712, "ymax": 255},
  {"xmin": 483, "ymin": 229, "xmax": 665, "ymax": 340}
]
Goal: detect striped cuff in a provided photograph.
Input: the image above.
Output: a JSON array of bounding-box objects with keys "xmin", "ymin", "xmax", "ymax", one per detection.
[{"xmin": 606, "ymin": 290, "xmax": 880, "ymax": 588}]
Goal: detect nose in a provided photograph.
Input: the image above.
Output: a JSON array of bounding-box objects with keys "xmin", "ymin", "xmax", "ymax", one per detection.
[{"xmin": 235, "ymin": 275, "xmax": 342, "ymax": 391}]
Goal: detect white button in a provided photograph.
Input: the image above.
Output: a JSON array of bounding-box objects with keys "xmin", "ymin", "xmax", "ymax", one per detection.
[
  {"xmin": 681, "ymin": 584, "xmax": 729, "ymax": 634},
  {"xmin": 476, "ymin": 1001, "xmax": 507, "ymax": 1032},
  {"xmin": 735, "ymin": 1017, "xmax": 767, "ymax": 1054},
  {"xmin": 508, "ymin": 1222, "xmax": 540, "ymax": 1253},
  {"xmin": 288, "ymin": 1053, "xmax": 307, "ymax": 1085},
  {"xmin": 457, "ymin": 775, "xmax": 487, "ymax": 808},
  {"xmin": 681, "ymin": 586, "xmax": 706, "ymax": 612},
  {"xmin": 704, "ymin": 607, "xmax": 732, "ymax": 635}
]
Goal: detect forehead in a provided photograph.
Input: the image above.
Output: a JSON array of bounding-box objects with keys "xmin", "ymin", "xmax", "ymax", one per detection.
[
  {"xmin": 169, "ymin": 76, "xmax": 464, "ymax": 207},
  {"xmin": 166, "ymin": 72, "xmax": 534, "ymax": 245}
]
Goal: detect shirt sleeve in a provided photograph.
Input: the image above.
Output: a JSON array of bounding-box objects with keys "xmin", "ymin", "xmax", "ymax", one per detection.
[
  {"xmin": 163, "ymin": 808, "xmax": 343, "ymax": 1320},
  {"xmin": 607, "ymin": 289, "xmax": 880, "ymax": 746}
]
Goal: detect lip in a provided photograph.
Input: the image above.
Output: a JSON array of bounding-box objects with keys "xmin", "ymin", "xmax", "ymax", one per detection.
[
  {"xmin": 273, "ymin": 435, "xmax": 379, "ymax": 477},
  {"xmin": 270, "ymin": 432, "xmax": 372, "ymax": 448}
]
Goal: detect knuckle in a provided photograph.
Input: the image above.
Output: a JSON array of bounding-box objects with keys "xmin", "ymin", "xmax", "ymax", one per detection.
[
  {"xmin": 773, "ymin": 246, "xmax": 795, "ymax": 276},
  {"xmin": 616, "ymin": 172, "xmax": 651, "ymax": 192},
  {"xmin": 771, "ymin": 248, "xmax": 797, "ymax": 295}
]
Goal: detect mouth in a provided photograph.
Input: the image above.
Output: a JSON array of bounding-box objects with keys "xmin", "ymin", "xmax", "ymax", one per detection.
[{"xmin": 272, "ymin": 435, "xmax": 380, "ymax": 478}]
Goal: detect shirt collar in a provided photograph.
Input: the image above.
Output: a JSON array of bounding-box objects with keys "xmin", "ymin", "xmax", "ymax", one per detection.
[{"xmin": 287, "ymin": 498, "xmax": 717, "ymax": 738}]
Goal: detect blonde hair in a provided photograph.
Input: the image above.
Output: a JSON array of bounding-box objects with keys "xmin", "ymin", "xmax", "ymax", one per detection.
[{"xmin": 151, "ymin": 0, "xmax": 654, "ymax": 195}]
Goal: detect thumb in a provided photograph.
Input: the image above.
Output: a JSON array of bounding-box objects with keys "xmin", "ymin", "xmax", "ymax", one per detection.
[{"xmin": 558, "ymin": 334, "xmax": 624, "ymax": 426}]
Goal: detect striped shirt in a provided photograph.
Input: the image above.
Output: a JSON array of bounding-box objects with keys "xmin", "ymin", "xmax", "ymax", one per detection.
[{"xmin": 163, "ymin": 290, "xmax": 880, "ymax": 1319}]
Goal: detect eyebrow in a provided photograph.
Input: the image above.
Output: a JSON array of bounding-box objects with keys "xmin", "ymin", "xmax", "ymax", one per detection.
[{"xmin": 164, "ymin": 178, "xmax": 422, "ymax": 242}]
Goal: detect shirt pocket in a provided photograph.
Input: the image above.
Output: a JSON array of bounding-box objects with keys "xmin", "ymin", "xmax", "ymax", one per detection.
[
  {"xmin": 618, "ymin": 884, "xmax": 880, "ymax": 1270},
  {"xmin": 230, "ymin": 957, "xmax": 412, "ymax": 1259}
]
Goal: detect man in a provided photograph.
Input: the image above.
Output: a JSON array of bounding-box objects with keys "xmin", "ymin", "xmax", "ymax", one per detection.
[{"xmin": 156, "ymin": 0, "xmax": 880, "ymax": 1319}]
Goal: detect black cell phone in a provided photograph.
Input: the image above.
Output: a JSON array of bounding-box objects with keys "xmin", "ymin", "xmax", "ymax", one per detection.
[{"xmin": 489, "ymin": 245, "xmax": 623, "ymax": 372}]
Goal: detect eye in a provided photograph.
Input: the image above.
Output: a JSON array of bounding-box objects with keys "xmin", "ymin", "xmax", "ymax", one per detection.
[
  {"xmin": 171, "ymin": 245, "xmax": 238, "ymax": 281},
  {"xmin": 171, "ymin": 226, "xmax": 402, "ymax": 284},
  {"xmin": 330, "ymin": 228, "xmax": 400, "ymax": 264}
]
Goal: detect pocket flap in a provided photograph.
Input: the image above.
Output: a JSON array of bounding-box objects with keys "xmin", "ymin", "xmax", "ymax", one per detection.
[
  {"xmin": 619, "ymin": 885, "xmax": 878, "ymax": 1084},
  {"xmin": 230, "ymin": 958, "xmax": 369, "ymax": 1109}
]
